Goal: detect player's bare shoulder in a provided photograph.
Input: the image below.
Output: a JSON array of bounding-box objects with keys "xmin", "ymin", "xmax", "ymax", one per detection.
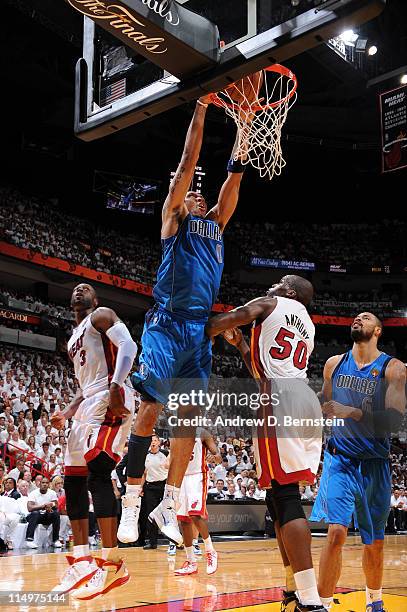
[
  {"xmin": 385, "ymin": 357, "xmax": 407, "ymax": 382},
  {"xmin": 324, "ymin": 354, "xmax": 345, "ymax": 380},
  {"xmin": 91, "ymin": 307, "xmax": 119, "ymax": 332}
]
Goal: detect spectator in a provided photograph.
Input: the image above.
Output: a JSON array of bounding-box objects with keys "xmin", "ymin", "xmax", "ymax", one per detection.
[
  {"xmin": 7, "ymin": 458, "xmax": 28, "ymax": 482},
  {"xmin": 225, "ymin": 482, "xmax": 243, "ymax": 500},
  {"xmin": 213, "ymin": 458, "xmax": 229, "ymax": 482},
  {"xmin": 2, "ymin": 477, "xmax": 21, "ymax": 500},
  {"xmin": 226, "ymin": 448, "xmax": 238, "ymax": 468},
  {"xmin": 208, "ymin": 479, "xmax": 226, "ymax": 499},
  {"xmin": 17, "ymin": 479, "xmax": 29, "ymax": 497},
  {"xmin": 0, "ymin": 495, "xmax": 20, "ymax": 550},
  {"xmin": 25, "ymin": 477, "xmax": 61, "ymax": 549}
]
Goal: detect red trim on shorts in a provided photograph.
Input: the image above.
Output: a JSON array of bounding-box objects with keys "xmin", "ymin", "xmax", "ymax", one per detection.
[
  {"xmin": 65, "ymin": 466, "xmax": 89, "ymax": 476},
  {"xmin": 177, "ymin": 514, "xmax": 192, "ymax": 524},
  {"xmin": 256, "ymin": 380, "xmax": 316, "ymax": 486},
  {"xmin": 83, "ymin": 411, "xmax": 122, "ymax": 465}
]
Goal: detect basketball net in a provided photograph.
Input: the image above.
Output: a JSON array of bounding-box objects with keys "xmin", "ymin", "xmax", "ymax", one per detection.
[{"xmin": 210, "ymin": 65, "xmax": 297, "ymax": 180}]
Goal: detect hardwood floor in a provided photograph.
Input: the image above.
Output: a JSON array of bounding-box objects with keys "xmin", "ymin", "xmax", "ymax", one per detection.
[{"xmin": 0, "ymin": 536, "xmax": 406, "ymax": 612}]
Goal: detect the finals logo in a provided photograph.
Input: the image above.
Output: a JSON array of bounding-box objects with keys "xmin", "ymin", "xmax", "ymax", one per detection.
[{"xmin": 66, "ymin": 0, "xmax": 169, "ymax": 54}]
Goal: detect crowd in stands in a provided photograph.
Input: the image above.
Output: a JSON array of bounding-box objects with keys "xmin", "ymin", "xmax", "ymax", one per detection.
[
  {"xmin": 229, "ymin": 220, "xmax": 406, "ymax": 266},
  {"xmin": 0, "ymin": 342, "xmax": 406, "ymax": 552},
  {"xmin": 1, "ymin": 186, "xmax": 406, "ymax": 315}
]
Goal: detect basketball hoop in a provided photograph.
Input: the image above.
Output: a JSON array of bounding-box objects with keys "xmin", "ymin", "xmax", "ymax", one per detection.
[{"xmin": 209, "ymin": 65, "xmax": 298, "ymax": 180}]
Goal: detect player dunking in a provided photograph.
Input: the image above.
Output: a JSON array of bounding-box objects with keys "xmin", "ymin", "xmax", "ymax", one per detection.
[
  {"xmin": 311, "ymin": 312, "xmax": 406, "ymax": 612},
  {"xmin": 51, "ymin": 283, "xmax": 137, "ymax": 598},
  {"xmin": 174, "ymin": 430, "xmax": 221, "ymax": 576},
  {"xmin": 118, "ymin": 94, "xmax": 246, "ymax": 544},
  {"xmin": 206, "ymin": 276, "xmax": 327, "ymax": 612}
]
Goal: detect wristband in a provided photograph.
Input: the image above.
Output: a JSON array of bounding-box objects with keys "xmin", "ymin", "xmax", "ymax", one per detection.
[{"xmin": 227, "ymin": 158, "xmax": 246, "ymax": 173}]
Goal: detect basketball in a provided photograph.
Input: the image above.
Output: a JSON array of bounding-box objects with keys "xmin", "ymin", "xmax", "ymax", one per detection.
[{"xmin": 225, "ymin": 71, "xmax": 264, "ymax": 107}]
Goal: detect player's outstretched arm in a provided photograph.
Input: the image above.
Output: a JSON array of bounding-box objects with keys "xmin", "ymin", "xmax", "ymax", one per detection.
[
  {"xmin": 162, "ymin": 97, "xmax": 211, "ymax": 238},
  {"xmin": 205, "ymin": 296, "xmax": 276, "ymax": 339},
  {"xmin": 207, "ymin": 131, "xmax": 246, "ymax": 231},
  {"xmin": 92, "ymin": 307, "xmax": 138, "ymax": 417}
]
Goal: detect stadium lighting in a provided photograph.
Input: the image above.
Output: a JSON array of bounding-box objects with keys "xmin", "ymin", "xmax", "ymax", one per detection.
[
  {"xmin": 401, "ymin": 74, "xmax": 407, "ymax": 85},
  {"xmin": 339, "ymin": 29, "xmax": 358, "ymax": 46},
  {"xmin": 367, "ymin": 45, "xmax": 378, "ymax": 56}
]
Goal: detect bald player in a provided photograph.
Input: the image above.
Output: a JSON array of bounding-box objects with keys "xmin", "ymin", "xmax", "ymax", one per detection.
[
  {"xmin": 206, "ymin": 275, "xmax": 327, "ymax": 612},
  {"xmin": 51, "ymin": 283, "xmax": 137, "ymax": 599},
  {"xmin": 311, "ymin": 312, "xmax": 406, "ymax": 612}
]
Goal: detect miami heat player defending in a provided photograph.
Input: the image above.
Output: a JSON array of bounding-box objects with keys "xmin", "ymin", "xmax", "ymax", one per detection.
[
  {"xmin": 206, "ymin": 275, "xmax": 327, "ymax": 612},
  {"xmin": 174, "ymin": 430, "xmax": 221, "ymax": 576},
  {"xmin": 51, "ymin": 283, "xmax": 137, "ymax": 599},
  {"xmin": 118, "ymin": 95, "xmax": 246, "ymax": 545}
]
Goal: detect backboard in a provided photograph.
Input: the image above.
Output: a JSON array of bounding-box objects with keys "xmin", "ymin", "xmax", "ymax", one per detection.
[{"xmin": 73, "ymin": 0, "xmax": 386, "ymax": 140}]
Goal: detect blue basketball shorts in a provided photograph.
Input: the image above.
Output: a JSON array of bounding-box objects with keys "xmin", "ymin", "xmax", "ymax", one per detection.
[
  {"xmin": 310, "ymin": 449, "xmax": 391, "ymax": 545},
  {"xmin": 131, "ymin": 307, "xmax": 212, "ymax": 405}
]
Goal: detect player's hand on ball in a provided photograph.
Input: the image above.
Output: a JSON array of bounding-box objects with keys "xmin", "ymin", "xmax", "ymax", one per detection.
[
  {"xmin": 222, "ymin": 327, "xmax": 243, "ymax": 347},
  {"xmin": 109, "ymin": 383, "xmax": 130, "ymax": 418},
  {"xmin": 51, "ymin": 412, "xmax": 66, "ymax": 431}
]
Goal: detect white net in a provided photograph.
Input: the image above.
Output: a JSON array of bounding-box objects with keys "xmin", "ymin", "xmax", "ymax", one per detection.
[{"xmin": 211, "ymin": 65, "xmax": 297, "ymax": 180}]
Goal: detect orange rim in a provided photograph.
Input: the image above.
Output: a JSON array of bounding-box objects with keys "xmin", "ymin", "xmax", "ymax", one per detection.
[{"xmin": 209, "ymin": 64, "xmax": 298, "ymax": 112}]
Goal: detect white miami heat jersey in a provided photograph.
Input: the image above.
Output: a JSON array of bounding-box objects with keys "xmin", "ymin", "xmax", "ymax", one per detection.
[
  {"xmin": 67, "ymin": 311, "xmax": 117, "ymax": 397},
  {"xmin": 185, "ymin": 438, "xmax": 208, "ymax": 476},
  {"xmin": 251, "ymin": 296, "xmax": 314, "ymax": 379}
]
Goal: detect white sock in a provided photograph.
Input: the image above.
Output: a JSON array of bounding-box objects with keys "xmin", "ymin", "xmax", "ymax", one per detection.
[
  {"xmin": 203, "ymin": 536, "xmax": 214, "ymax": 553},
  {"xmin": 321, "ymin": 596, "xmax": 334, "ymax": 610},
  {"xmin": 102, "ymin": 546, "xmax": 120, "ymax": 563},
  {"xmin": 73, "ymin": 544, "xmax": 89, "ymax": 558},
  {"xmin": 164, "ymin": 484, "xmax": 180, "ymax": 503},
  {"xmin": 185, "ymin": 546, "xmax": 196, "ymax": 563},
  {"xmin": 366, "ymin": 587, "xmax": 382, "ymax": 604},
  {"xmin": 126, "ymin": 484, "xmax": 142, "ymax": 496},
  {"xmin": 192, "ymin": 538, "xmax": 199, "ymax": 546},
  {"xmin": 294, "ymin": 568, "xmax": 322, "ymax": 606}
]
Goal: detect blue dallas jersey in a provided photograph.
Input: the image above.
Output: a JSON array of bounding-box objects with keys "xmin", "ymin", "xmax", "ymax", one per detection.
[
  {"xmin": 329, "ymin": 350, "xmax": 392, "ymax": 459},
  {"xmin": 153, "ymin": 213, "xmax": 224, "ymax": 320}
]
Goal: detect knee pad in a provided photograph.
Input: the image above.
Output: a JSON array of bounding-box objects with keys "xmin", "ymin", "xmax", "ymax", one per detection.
[
  {"xmin": 271, "ymin": 481, "xmax": 305, "ymax": 527},
  {"xmin": 64, "ymin": 475, "xmax": 89, "ymax": 521},
  {"xmin": 87, "ymin": 453, "xmax": 117, "ymax": 519}
]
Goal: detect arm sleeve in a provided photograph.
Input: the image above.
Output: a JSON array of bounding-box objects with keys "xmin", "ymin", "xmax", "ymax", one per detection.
[{"xmin": 105, "ymin": 321, "xmax": 138, "ymax": 386}]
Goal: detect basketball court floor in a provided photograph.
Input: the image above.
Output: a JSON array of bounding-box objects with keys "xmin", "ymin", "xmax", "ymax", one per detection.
[{"xmin": 0, "ymin": 536, "xmax": 405, "ymax": 612}]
